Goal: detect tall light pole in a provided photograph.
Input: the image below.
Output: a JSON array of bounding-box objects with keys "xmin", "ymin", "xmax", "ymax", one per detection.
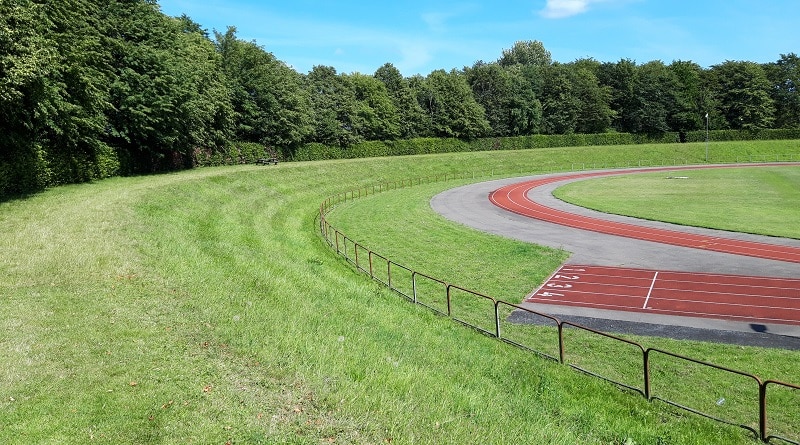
[{"xmin": 705, "ymin": 112, "xmax": 709, "ymax": 162}]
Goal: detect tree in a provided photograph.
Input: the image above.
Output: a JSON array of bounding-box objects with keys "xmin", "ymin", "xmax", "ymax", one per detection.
[
  {"xmin": 347, "ymin": 73, "xmax": 400, "ymax": 141},
  {"xmin": 498, "ymin": 40, "xmax": 552, "ymax": 68},
  {"xmin": 505, "ymin": 65, "xmax": 544, "ymax": 135},
  {"xmin": 465, "ymin": 62, "xmax": 542, "ymax": 136},
  {"xmin": 216, "ymin": 27, "xmax": 311, "ymax": 151},
  {"xmin": 305, "ymin": 65, "xmax": 361, "ymax": 146},
  {"xmin": 416, "ymin": 69, "xmax": 491, "ymax": 139},
  {"xmin": 0, "ymin": 0, "xmax": 55, "ymax": 195},
  {"xmin": 407, "ymin": 74, "xmax": 433, "ymax": 137},
  {"xmin": 634, "ymin": 61, "xmax": 675, "ymax": 134},
  {"xmin": 569, "ymin": 59, "xmax": 613, "ymax": 134},
  {"xmin": 539, "ymin": 63, "xmax": 579, "ymax": 134},
  {"xmin": 2, "ymin": 0, "xmax": 240, "ymax": 193},
  {"xmin": 764, "ymin": 53, "xmax": 800, "ymax": 129},
  {"xmin": 171, "ymin": 22, "xmax": 235, "ymax": 161},
  {"xmin": 668, "ymin": 60, "xmax": 706, "ymax": 134},
  {"xmin": 104, "ymin": 0, "xmax": 195, "ymax": 171},
  {"xmin": 599, "ymin": 59, "xmax": 675, "ymax": 135},
  {"xmin": 37, "ymin": 0, "xmax": 117, "ymax": 181},
  {"xmin": 374, "ymin": 63, "xmax": 428, "ymax": 138},
  {"xmin": 598, "ymin": 59, "xmax": 638, "ymax": 133},
  {"xmin": 709, "ymin": 60, "xmax": 775, "ymax": 130},
  {"xmin": 538, "ymin": 61, "xmax": 613, "ymax": 135}
]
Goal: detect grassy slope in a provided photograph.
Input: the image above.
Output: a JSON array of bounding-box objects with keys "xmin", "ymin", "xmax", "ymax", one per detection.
[{"xmin": 1, "ymin": 141, "xmax": 798, "ymax": 444}]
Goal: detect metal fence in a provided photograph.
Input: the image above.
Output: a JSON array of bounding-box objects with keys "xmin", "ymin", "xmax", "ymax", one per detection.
[{"xmin": 318, "ymin": 161, "xmax": 800, "ymax": 444}]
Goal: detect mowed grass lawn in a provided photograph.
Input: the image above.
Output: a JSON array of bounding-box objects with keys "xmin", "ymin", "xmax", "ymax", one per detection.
[
  {"xmin": 1, "ymin": 140, "xmax": 799, "ymax": 444},
  {"xmin": 326, "ymin": 157, "xmax": 800, "ymax": 383},
  {"xmin": 553, "ymin": 165, "xmax": 800, "ymax": 239}
]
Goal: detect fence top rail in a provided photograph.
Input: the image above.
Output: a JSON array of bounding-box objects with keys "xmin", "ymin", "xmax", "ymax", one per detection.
[
  {"xmin": 763, "ymin": 379, "xmax": 800, "ymax": 390},
  {"xmin": 446, "ymin": 283, "xmax": 496, "ymax": 303},
  {"xmin": 496, "ymin": 300, "xmax": 562, "ymax": 326},
  {"xmin": 562, "ymin": 320, "xmax": 646, "ymax": 352},
  {"xmin": 411, "ymin": 270, "xmax": 448, "ymax": 286},
  {"xmin": 388, "ymin": 260, "xmax": 414, "ymax": 274},
  {"xmin": 369, "ymin": 250, "xmax": 389, "ymax": 263},
  {"xmin": 647, "ymin": 347, "xmax": 763, "ymax": 383},
  {"xmin": 321, "ymin": 159, "xmax": 800, "ymax": 216}
]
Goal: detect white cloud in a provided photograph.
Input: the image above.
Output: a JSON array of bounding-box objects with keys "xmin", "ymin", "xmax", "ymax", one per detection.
[
  {"xmin": 422, "ymin": 12, "xmax": 452, "ymax": 32},
  {"xmin": 540, "ymin": 0, "xmax": 600, "ymax": 19}
]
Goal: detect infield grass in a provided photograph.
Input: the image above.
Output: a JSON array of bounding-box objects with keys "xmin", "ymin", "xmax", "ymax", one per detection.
[
  {"xmin": 553, "ymin": 165, "xmax": 800, "ymax": 239},
  {"xmin": 2, "ymin": 140, "xmax": 799, "ymax": 444}
]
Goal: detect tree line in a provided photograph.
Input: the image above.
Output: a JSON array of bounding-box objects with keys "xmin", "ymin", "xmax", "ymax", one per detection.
[{"xmin": 2, "ymin": 0, "xmax": 798, "ymax": 198}]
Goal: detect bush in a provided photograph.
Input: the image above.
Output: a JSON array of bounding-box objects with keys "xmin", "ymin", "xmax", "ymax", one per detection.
[
  {"xmin": 284, "ymin": 130, "xmax": 800, "ymax": 163},
  {"xmin": 0, "ymin": 143, "xmax": 50, "ymax": 199},
  {"xmin": 6, "ymin": 128, "xmax": 797, "ymax": 201}
]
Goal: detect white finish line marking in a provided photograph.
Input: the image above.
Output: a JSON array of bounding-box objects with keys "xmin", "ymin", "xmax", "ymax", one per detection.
[{"xmin": 643, "ymin": 272, "xmax": 658, "ymax": 309}]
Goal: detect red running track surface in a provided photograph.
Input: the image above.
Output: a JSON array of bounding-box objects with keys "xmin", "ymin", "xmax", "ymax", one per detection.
[
  {"xmin": 489, "ymin": 166, "xmax": 800, "ymax": 263},
  {"xmin": 530, "ymin": 265, "xmax": 800, "ymax": 325},
  {"xmin": 489, "ymin": 165, "xmax": 800, "ymax": 326}
]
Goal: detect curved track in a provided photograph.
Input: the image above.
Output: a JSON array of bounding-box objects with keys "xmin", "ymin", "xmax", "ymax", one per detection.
[
  {"xmin": 488, "ymin": 165, "xmax": 800, "ymax": 263},
  {"xmin": 431, "ymin": 164, "xmax": 800, "ymax": 345}
]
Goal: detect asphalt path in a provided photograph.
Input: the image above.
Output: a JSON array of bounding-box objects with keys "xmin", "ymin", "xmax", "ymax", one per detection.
[{"xmin": 430, "ymin": 166, "xmax": 800, "ymax": 349}]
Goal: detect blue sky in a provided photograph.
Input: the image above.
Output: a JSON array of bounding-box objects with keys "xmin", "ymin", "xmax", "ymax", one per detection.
[{"xmin": 157, "ymin": 0, "xmax": 799, "ymax": 76}]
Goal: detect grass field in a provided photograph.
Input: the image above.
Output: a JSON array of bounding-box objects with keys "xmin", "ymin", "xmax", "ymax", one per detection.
[
  {"xmin": 1, "ymin": 140, "xmax": 799, "ymax": 444},
  {"xmin": 324, "ymin": 159, "xmax": 800, "ymax": 381},
  {"xmin": 553, "ymin": 165, "xmax": 800, "ymax": 239}
]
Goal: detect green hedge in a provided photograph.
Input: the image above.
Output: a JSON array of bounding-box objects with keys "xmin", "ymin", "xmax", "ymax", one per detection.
[
  {"xmin": 5, "ymin": 128, "xmax": 799, "ymax": 201},
  {"xmin": 688, "ymin": 128, "xmax": 800, "ymax": 142},
  {"xmin": 0, "ymin": 143, "xmax": 47, "ymax": 198},
  {"xmin": 192, "ymin": 142, "xmax": 276, "ymax": 167},
  {"xmin": 0, "ymin": 140, "xmax": 122, "ymax": 199},
  {"xmin": 287, "ymin": 129, "xmax": 800, "ymax": 162}
]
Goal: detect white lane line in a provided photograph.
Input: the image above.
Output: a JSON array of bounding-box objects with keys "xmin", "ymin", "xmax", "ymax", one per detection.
[
  {"xmin": 527, "ymin": 265, "xmax": 567, "ymax": 300},
  {"xmin": 643, "ymin": 272, "xmax": 658, "ymax": 309}
]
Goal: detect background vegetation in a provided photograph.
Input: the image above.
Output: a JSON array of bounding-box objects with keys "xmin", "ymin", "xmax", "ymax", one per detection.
[{"xmin": 2, "ymin": 0, "xmax": 799, "ymax": 199}]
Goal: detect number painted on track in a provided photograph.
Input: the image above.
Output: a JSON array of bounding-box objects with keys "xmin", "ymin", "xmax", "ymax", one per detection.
[{"xmin": 554, "ymin": 275, "xmax": 580, "ymax": 280}]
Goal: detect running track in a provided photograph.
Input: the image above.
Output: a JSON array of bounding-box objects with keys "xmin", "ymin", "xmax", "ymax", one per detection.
[
  {"xmin": 532, "ymin": 265, "xmax": 800, "ymax": 326},
  {"xmin": 489, "ymin": 165, "xmax": 800, "ymax": 327}
]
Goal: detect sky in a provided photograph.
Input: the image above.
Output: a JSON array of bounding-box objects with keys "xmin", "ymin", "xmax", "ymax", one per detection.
[{"xmin": 157, "ymin": 0, "xmax": 799, "ymax": 76}]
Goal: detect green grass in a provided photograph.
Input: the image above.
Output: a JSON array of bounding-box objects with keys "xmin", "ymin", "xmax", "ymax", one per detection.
[
  {"xmin": 552, "ymin": 165, "xmax": 800, "ymax": 239},
  {"xmin": 325, "ymin": 180, "xmax": 569, "ymax": 300},
  {"xmin": 324, "ymin": 157, "xmax": 800, "ymax": 381},
  {"xmin": 1, "ymin": 140, "xmax": 799, "ymax": 444}
]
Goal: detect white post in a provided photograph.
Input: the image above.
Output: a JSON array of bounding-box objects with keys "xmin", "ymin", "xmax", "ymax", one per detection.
[{"xmin": 705, "ymin": 112, "xmax": 709, "ymax": 162}]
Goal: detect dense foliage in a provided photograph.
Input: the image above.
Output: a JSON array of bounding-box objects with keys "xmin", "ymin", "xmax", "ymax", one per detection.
[{"xmin": 1, "ymin": 0, "xmax": 798, "ymax": 198}]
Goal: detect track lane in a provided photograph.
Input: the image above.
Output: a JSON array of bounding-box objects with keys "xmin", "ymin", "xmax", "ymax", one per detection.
[
  {"xmin": 529, "ymin": 265, "xmax": 800, "ymax": 326},
  {"xmin": 496, "ymin": 166, "xmax": 800, "ymax": 327},
  {"xmin": 489, "ymin": 166, "xmax": 800, "ymax": 263}
]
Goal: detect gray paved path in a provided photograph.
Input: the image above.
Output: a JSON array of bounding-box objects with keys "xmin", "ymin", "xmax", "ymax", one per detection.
[{"xmin": 430, "ymin": 167, "xmax": 800, "ymax": 348}]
